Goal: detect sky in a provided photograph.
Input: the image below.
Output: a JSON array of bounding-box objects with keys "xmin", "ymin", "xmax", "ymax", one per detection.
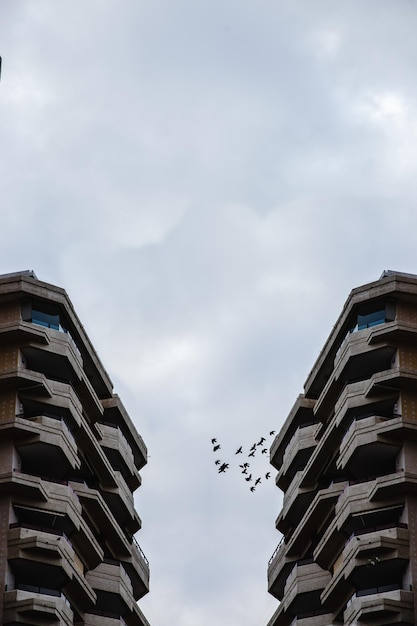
[{"xmin": 2, "ymin": 1, "xmax": 417, "ymax": 624}]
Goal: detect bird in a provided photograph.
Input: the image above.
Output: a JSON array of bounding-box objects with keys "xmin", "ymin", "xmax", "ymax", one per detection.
[
  {"xmin": 257, "ymin": 437, "xmax": 266, "ymax": 446},
  {"xmin": 241, "ymin": 467, "xmax": 248, "ymax": 474},
  {"xmin": 239, "ymin": 463, "xmax": 249, "ymax": 468},
  {"xmin": 250, "ymin": 486, "xmax": 255, "ymax": 492},
  {"xmin": 215, "ymin": 460, "xmax": 221, "ymax": 465},
  {"xmin": 269, "ymin": 430, "xmax": 275, "ymax": 436},
  {"xmin": 211, "ymin": 438, "xmax": 217, "ymax": 444},
  {"xmin": 218, "ymin": 463, "xmax": 229, "ymax": 473},
  {"xmin": 235, "ymin": 446, "xmax": 243, "ymax": 454},
  {"xmin": 261, "ymin": 448, "xmax": 268, "ymax": 454},
  {"xmin": 265, "ymin": 472, "xmax": 271, "ymax": 479},
  {"xmin": 255, "ymin": 477, "xmax": 261, "ymax": 486},
  {"xmin": 213, "ymin": 444, "xmax": 221, "ymax": 452},
  {"xmin": 245, "ymin": 474, "xmax": 252, "ymax": 482},
  {"xmin": 250, "ymin": 443, "xmax": 257, "ymax": 452},
  {"xmin": 248, "ymin": 450, "xmax": 255, "ymax": 458}
]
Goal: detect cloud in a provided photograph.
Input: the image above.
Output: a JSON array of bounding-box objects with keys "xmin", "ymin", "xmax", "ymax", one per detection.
[{"xmin": 2, "ymin": 1, "xmax": 417, "ymax": 624}]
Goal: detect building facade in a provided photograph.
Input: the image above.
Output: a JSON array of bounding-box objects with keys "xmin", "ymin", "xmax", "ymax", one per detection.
[
  {"xmin": 0, "ymin": 271, "xmax": 150, "ymax": 626},
  {"xmin": 267, "ymin": 271, "xmax": 417, "ymax": 625}
]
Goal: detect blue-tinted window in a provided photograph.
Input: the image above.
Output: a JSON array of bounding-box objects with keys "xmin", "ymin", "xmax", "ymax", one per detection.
[
  {"xmin": 357, "ymin": 309, "xmax": 386, "ymax": 330},
  {"xmin": 32, "ymin": 309, "xmax": 60, "ymax": 330}
]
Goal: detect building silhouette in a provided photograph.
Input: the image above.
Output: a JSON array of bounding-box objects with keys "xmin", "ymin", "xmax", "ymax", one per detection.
[
  {"xmin": 0, "ymin": 271, "xmax": 150, "ymax": 626},
  {"xmin": 267, "ymin": 271, "xmax": 416, "ymax": 625}
]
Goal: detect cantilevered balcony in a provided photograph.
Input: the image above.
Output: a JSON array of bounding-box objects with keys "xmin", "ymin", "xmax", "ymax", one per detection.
[
  {"xmin": 86, "ymin": 559, "xmax": 149, "ymax": 625},
  {"xmin": 122, "ymin": 536, "xmax": 150, "ymax": 599},
  {"xmin": 268, "ymin": 538, "xmax": 296, "ymax": 600},
  {"xmin": 3, "ymin": 587, "xmax": 74, "ymax": 626},
  {"xmin": 268, "ymin": 562, "xmax": 331, "ymax": 626},
  {"xmin": 21, "ymin": 343, "xmax": 104, "ymax": 422},
  {"xmin": 337, "ymin": 415, "xmax": 402, "ymax": 474},
  {"xmin": 270, "ymin": 396, "xmax": 316, "ymax": 471},
  {"xmin": 0, "ymin": 469, "xmax": 48, "ymax": 500},
  {"xmin": 8, "ymin": 525, "xmax": 96, "ymax": 610},
  {"xmin": 86, "ymin": 560, "xmax": 134, "ymax": 612},
  {"xmin": 277, "ymin": 424, "xmax": 317, "ymax": 491},
  {"xmin": 69, "ymin": 479, "xmax": 131, "ymax": 557},
  {"xmin": 102, "ymin": 470, "xmax": 142, "ymax": 536},
  {"xmin": 276, "ymin": 470, "xmax": 315, "ymax": 535},
  {"xmin": 13, "ymin": 414, "xmax": 80, "ymax": 477},
  {"xmin": 284, "ymin": 480, "xmax": 348, "ymax": 558},
  {"xmin": 321, "ymin": 526, "xmax": 409, "ymax": 611},
  {"xmin": 343, "ymin": 587, "xmax": 414, "ymax": 625},
  {"xmin": 0, "ymin": 365, "xmax": 53, "ymax": 397},
  {"xmin": 101, "ymin": 396, "xmax": 147, "ymax": 471},
  {"xmin": 98, "ymin": 422, "xmax": 141, "ymax": 491}
]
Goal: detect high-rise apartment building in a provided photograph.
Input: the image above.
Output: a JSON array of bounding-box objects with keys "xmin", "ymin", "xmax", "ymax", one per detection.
[
  {"xmin": 0, "ymin": 270, "xmax": 150, "ymax": 626},
  {"xmin": 267, "ymin": 271, "xmax": 417, "ymax": 625}
]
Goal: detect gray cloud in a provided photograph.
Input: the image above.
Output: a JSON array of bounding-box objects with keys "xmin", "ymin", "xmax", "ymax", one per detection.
[{"xmin": 2, "ymin": 1, "xmax": 417, "ymax": 624}]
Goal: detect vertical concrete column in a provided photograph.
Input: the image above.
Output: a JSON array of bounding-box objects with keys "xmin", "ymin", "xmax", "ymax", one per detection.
[
  {"xmin": 407, "ymin": 497, "xmax": 417, "ymax": 618},
  {"xmin": 0, "ymin": 497, "xmax": 10, "ymax": 619}
]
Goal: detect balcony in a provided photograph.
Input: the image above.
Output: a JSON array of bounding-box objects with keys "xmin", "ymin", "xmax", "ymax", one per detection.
[
  {"xmin": 101, "ymin": 396, "xmax": 147, "ymax": 471},
  {"xmin": 365, "ymin": 366, "xmax": 417, "ymax": 397},
  {"xmin": 73, "ymin": 413, "xmax": 117, "ymax": 488},
  {"xmin": 321, "ymin": 526, "xmax": 409, "ymax": 610},
  {"xmin": 14, "ymin": 414, "xmax": 80, "ymax": 475},
  {"xmin": 122, "ymin": 536, "xmax": 150, "ymax": 599},
  {"xmin": 285, "ymin": 480, "xmax": 348, "ymax": 558},
  {"xmin": 3, "ymin": 587, "xmax": 74, "ymax": 625},
  {"xmin": 276, "ymin": 470, "xmax": 315, "ymax": 535},
  {"xmin": 268, "ymin": 562, "xmax": 331, "ymax": 626},
  {"xmin": 7, "ymin": 525, "xmax": 96, "ymax": 610},
  {"xmin": 277, "ymin": 423, "xmax": 317, "ymax": 490},
  {"xmin": 102, "ymin": 470, "xmax": 141, "ymax": 536},
  {"xmin": 86, "ymin": 559, "xmax": 149, "ymax": 625},
  {"xmin": 0, "ymin": 317, "xmax": 50, "ymax": 346},
  {"xmin": 69, "ymin": 479, "xmax": 131, "ymax": 557},
  {"xmin": 337, "ymin": 415, "xmax": 402, "ymax": 474},
  {"xmin": 98, "ymin": 422, "xmax": 141, "ymax": 490},
  {"xmin": 85, "ymin": 605, "xmax": 151, "ymax": 626},
  {"xmin": 0, "ymin": 365, "xmax": 53, "ymax": 397},
  {"xmin": 21, "ymin": 343, "xmax": 104, "ymax": 423},
  {"xmin": 268, "ymin": 538, "xmax": 296, "ymax": 600},
  {"xmin": 344, "ymin": 588, "xmax": 414, "ymax": 624},
  {"xmin": 270, "ymin": 396, "xmax": 316, "ymax": 470},
  {"xmin": 0, "ymin": 469, "xmax": 48, "ymax": 501},
  {"xmin": 86, "ymin": 560, "xmax": 134, "ymax": 612}
]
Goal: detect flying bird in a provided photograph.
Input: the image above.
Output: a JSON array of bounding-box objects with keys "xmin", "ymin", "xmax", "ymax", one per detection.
[
  {"xmin": 218, "ymin": 463, "xmax": 229, "ymax": 473},
  {"xmin": 211, "ymin": 438, "xmax": 217, "ymax": 444},
  {"xmin": 235, "ymin": 446, "xmax": 243, "ymax": 454},
  {"xmin": 265, "ymin": 472, "xmax": 271, "ymax": 479},
  {"xmin": 248, "ymin": 450, "xmax": 255, "ymax": 458},
  {"xmin": 250, "ymin": 486, "xmax": 255, "ymax": 492},
  {"xmin": 261, "ymin": 448, "xmax": 268, "ymax": 454},
  {"xmin": 245, "ymin": 474, "xmax": 252, "ymax": 482},
  {"xmin": 269, "ymin": 431, "xmax": 275, "ymax": 436},
  {"xmin": 255, "ymin": 477, "xmax": 261, "ymax": 486},
  {"xmin": 257, "ymin": 437, "xmax": 266, "ymax": 446},
  {"xmin": 215, "ymin": 460, "xmax": 221, "ymax": 465},
  {"xmin": 213, "ymin": 444, "xmax": 221, "ymax": 452}
]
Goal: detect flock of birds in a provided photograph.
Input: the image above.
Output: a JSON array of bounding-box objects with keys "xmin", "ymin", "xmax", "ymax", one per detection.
[{"xmin": 211, "ymin": 431, "xmax": 276, "ymax": 492}]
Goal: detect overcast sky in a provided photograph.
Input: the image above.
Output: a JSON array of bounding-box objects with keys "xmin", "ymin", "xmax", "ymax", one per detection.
[{"xmin": 2, "ymin": 1, "xmax": 417, "ymax": 624}]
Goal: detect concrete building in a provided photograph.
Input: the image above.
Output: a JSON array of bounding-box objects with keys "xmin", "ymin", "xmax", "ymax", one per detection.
[
  {"xmin": 0, "ymin": 271, "xmax": 151, "ymax": 626},
  {"xmin": 267, "ymin": 271, "xmax": 417, "ymax": 625}
]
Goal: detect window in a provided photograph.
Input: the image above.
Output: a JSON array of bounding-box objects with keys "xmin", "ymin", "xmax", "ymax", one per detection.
[{"xmin": 31, "ymin": 309, "xmax": 60, "ymax": 330}]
